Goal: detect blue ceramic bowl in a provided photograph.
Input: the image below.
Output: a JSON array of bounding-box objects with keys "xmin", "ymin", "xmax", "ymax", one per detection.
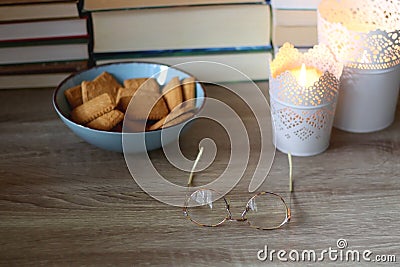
[{"xmin": 53, "ymin": 62, "xmax": 206, "ymax": 152}]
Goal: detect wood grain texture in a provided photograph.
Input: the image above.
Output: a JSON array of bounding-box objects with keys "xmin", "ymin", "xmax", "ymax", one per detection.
[{"xmin": 0, "ymin": 83, "xmax": 399, "ymax": 266}]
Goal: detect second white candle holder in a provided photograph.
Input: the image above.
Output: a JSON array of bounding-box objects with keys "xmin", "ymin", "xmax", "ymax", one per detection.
[
  {"xmin": 269, "ymin": 43, "xmax": 343, "ymax": 156},
  {"xmin": 318, "ymin": 0, "xmax": 400, "ymax": 133}
]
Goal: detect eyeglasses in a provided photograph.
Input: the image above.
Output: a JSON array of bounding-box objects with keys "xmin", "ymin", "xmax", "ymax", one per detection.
[{"xmin": 183, "ymin": 147, "xmax": 293, "ymax": 230}]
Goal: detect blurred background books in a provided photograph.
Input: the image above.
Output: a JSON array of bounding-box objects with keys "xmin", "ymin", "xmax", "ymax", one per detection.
[
  {"xmin": 271, "ymin": 0, "xmax": 320, "ymax": 53},
  {"xmin": 87, "ymin": 1, "xmax": 272, "ymax": 83},
  {"xmin": 0, "ymin": 0, "xmax": 321, "ymax": 88},
  {"xmin": 0, "ymin": 0, "xmax": 89, "ymax": 89}
]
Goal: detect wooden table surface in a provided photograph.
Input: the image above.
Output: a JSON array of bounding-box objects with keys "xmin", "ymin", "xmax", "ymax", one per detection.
[{"xmin": 0, "ymin": 82, "xmax": 399, "ymax": 266}]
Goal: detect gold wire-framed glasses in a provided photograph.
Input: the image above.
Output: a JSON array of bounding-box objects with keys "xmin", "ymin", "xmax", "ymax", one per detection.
[{"xmin": 183, "ymin": 147, "xmax": 293, "ymax": 230}]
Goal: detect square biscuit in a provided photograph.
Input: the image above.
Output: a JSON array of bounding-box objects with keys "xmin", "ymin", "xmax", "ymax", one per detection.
[
  {"xmin": 123, "ymin": 78, "xmax": 150, "ymax": 94},
  {"xmin": 162, "ymin": 76, "xmax": 183, "ymax": 111},
  {"xmin": 124, "ymin": 90, "xmax": 169, "ymax": 120},
  {"xmin": 70, "ymin": 93, "xmax": 115, "ymax": 124},
  {"xmin": 182, "ymin": 77, "xmax": 196, "ymax": 101},
  {"xmin": 86, "ymin": 109, "xmax": 124, "ymax": 131},
  {"xmin": 148, "ymin": 104, "xmax": 197, "ymax": 131},
  {"xmin": 117, "ymin": 78, "xmax": 161, "ymax": 105},
  {"xmin": 64, "ymin": 85, "xmax": 83, "ymax": 109},
  {"xmin": 82, "ymin": 72, "xmax": 121, "ymax": 103}
]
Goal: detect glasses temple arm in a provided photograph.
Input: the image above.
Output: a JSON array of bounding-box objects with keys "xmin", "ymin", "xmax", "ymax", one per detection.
[
  {"xmin": 288, "ymin": 153, "xmax": 293, "ymax": 193},
  {"xmin": 187, "ymin": 146, "xmax": 204, "ymax": 186}
]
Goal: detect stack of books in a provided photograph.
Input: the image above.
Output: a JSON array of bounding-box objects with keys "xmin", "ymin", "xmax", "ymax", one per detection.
[
  {"xmin": 83, "ymin": 0, "xmax": 273, "ymax": 82},
  {"xmin": 271, "ymin": 0, "xmax": 320, "ymax": 53},
  {"xmin": 0, "ymin": 0, "xmax": 89, "ymax": 89}
]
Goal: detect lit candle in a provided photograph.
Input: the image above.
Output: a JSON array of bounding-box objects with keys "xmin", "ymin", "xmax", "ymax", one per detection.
[
  {"xmin": 290, "ymin": 63, "xmax": 323, "ymax": 88},
  {"xmin": 269, "ymin": 43, "xmax": 343, "ymax": 156},
  {"xmin": 318, "ymin": 0, "xmax": 400, "ymax": 133}
]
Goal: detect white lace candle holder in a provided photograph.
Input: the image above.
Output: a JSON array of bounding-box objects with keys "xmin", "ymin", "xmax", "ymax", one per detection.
[
  {"xmin": 269, "ymin": 43, "xmax": 343, "ymax": 156},
  {"xmin": 318, "ymin": 0, "xmax": 400, "ymax": 133}
]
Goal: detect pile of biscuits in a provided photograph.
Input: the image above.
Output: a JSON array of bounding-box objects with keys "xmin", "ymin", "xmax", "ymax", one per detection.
[{"xmin": 64, "ymin": 72, "xmax": 197, "ymax": 132}]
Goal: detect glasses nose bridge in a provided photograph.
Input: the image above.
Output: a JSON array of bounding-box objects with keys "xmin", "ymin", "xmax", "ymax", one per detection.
[
  {"xmin": 230, "ymin": 217, "xmax": 247, "ymax": 223},
  {"xmin": 226, "ymin": 203, "xmax": 245, "ymax": 221},
  {"xmin": 225, "ymin": 203, "xmax": 249, "ymax": 222}
]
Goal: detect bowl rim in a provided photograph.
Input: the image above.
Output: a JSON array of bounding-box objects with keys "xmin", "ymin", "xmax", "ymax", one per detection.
[{"xmin": 52, "ymin": 60, "xmax": 207, "ymax": 134}]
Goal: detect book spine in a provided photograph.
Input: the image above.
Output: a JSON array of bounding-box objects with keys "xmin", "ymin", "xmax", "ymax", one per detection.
[
  {"xmin": 0, "ymin": 60, "xmax": 88, "ymax": 75},
  {"xmin": 0, "ymin": 35, "xmax": 89, "ymax": 47},
  {"xmin": 0, "ymin": 0, "xmax": 78, "ymax": 6},
  {"xmin": 83, "ymin": 1, "xmax": 268, "ymax": 12},
  {"xmin": 93, "ymin": 46, "xmax": 273, "ymax": 61}
]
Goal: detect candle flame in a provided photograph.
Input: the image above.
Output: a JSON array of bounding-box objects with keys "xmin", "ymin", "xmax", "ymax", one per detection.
[
  {"xmin": 299, "ymin": 63, "xmax": 307, "ymax": 87},
  {"xmin": 360, "ymin": 50, "xmax": 369, "ymax": 64},
  {"xmin": 291, "ymin": 64, "xmax": 322, "ymax": 88}
]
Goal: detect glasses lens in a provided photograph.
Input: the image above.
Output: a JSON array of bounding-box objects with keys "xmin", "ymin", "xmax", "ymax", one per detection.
[
  {"xmin": 244, "ymin": 192, "xmax": 289, "ymax": 230},
  {"xmin": 185, "ymin": 189, "xmax": 229, "ymax": 227}
]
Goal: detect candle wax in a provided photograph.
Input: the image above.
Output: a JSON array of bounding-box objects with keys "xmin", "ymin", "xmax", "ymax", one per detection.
[
  {"xmin": 345, "ymin": 23, "xmax": 377, "ymax": 33},
  {"xmin": 290, "ymin": 64, "xmax": 323, "ymax": 88}
]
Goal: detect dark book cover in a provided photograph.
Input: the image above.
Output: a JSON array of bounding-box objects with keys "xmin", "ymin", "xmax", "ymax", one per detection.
[{"xmin": 0, "ymin": 59, "xmax": 88, "ymax": 75}]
